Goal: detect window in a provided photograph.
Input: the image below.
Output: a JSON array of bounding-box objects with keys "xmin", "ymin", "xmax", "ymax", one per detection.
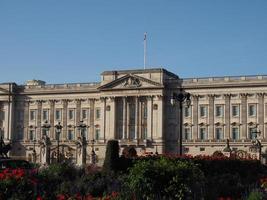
[
  {"xmin": 68, "ymin": 130, "xmax": 74, "ymax": 140},
  {"xmin": 232, "ymin": 105, "xmax": 239, "ymax": 117},
  {"xmin": 0, "ymin": 111, "xmax": 4, "ymax": 120},
  {"xmin": 68, "ymin": 109, "xmax": 75, "ymax": 120},
  {"xmin": 129, "ymin": 126, "xmax": 135, "ymax": 139},
  {"xmin": 215, "ymin": 105, "xmax": 223, "ymax": 117},
  {"xmin": 30, "ymin": 110, "xmax": 36, "ymax": 121},
  {"xmin": 184, "ymin": 106, "xmax": 191, "ymax": 117},
  {"xmin": 96, "ymin": 108, "xmax": 101, "ymax": 119},
  {"xmin": 42, "ymin": 110, "xmax": 49, "ymax": 121},
  {"xmin": 200, "ymin": 147, "xmax": 205, "ymax": 151},
  {"xmin": 142, "ymin": 127, "xmax": 147, "ymax": 139},
  {"xmin": 143, "ymin": 106, "xmax": 148, "ymax": 119},
  {"xmin": 29, "ymin": 130, "xmax": 35, "ymax": 141},
  {"xmin": 55, "ymin": 110, "xmax": 61, "ymax": 120},
  {"xmin": 184, "ymin": 128, "xmax": 191, "ymax": 140},
  {"xmin": 199, "ymin": 128, "xmax": 207, "ymax": 140},
  {"xmin": 199, "ymin": 106, "xmax": 207, "ymax": 117},
  {"xmin": 95, "ymin": 129, "xmax": 100, "ymax": 140},
  {"xmin": 249, "ymin": 128, "xmax": 257, "ymax": 139},
  {"xmin": 81, "ymin": 109, "xmax": 87, "ymax": 120},
  {"xmin": 248, "ymin": 104, "xmax": 256, "ymax": 116},
  {"xmin": 232, "ymin": 127, "xmax": 239, "ymax": 140},
  {"xmin": 215, "ymin": 127, "xmax": 223, "ymax": 140}
]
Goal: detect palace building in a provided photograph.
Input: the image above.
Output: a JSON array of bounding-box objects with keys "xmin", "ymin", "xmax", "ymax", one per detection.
[{"xmin": 0, "ymin": 68, "xmax": 266, "ymax": 164}]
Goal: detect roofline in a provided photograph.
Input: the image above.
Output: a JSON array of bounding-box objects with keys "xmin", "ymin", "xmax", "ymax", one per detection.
[{"xmin": 101, "ymin": 68, "xmax": 179, "ymax": 79}]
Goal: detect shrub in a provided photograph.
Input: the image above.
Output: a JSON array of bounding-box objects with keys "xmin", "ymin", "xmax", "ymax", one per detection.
[
  {"xmin": 247, "ymin": 189, "xmax": 264, "ymax": 200},
  {"xmin": 121, "ymin": 157, "xmax": 205, "ymax": 200},
  {"xmin": 103, "ymin": 140, "xmax": 119, "ymax": 172}
]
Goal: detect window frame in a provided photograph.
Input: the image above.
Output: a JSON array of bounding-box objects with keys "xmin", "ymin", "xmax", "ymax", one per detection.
[
  {"xmin": 215, "ymin": 105, "xmax": 224, "ymax": 117},
  {"xmin": 199, "ymin": 105, "xmax": 207, "ymax": 118},
  {"xmin": 248, "ymin": 104, "xmax": 257, "ymax": 117},
  {"xmin": 29, "ymin": 110, "xmax": 36, "ymax": 121},
  {"xmin": 232, "ymin": 105, "xmax": 239, "ymax": 117},
  {"xmin": 68, "ymin": 109, "xmax": 75, "ymax": 120},
  {"xmin": 231, "ymin": 127, "xmax": 239, "ymax": 140},
  {"xmin": 55, "ymin": 109, "xmax": 62, "ymax": 121}
]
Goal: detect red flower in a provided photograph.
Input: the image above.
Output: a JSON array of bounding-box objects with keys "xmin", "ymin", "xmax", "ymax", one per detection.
[
  {"xmin": 57, "ymin": 194, "xmax": 67, "ymax": 200},
  {"xmin": 36, "ymin": 196, "xmax": 43, "ymax": 200}
]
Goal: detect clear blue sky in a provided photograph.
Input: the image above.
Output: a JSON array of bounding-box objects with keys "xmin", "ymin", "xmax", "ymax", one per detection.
[{"xmin": 1, "ymin": 0, "xmax": 267, "ymax": 84}]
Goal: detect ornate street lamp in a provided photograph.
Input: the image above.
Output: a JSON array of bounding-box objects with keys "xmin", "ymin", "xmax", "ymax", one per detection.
[
  {"xmin": 41, "ymin": 120, "xmax": 51, "ymax": 164},
  {"xmin": 76, "ymin": 120, "xmax": 88, "ymax": 165},
  {"xmin": 170, "ymin": 89, "xmax": 191, "ymax": 156},
  {"xmin": 250, "ymin": 128, "xmax": 262, "ymax": 162},
  {"xmin": 54, "ymin": 122, "xmax": 63, "ymax": 163},
  {"xmin": 0, "ymin": 128, "xmax": 4, "ymax": 156},
  {"xmin": 41, "ymin": 120, "xmax": 51, "ymax": 137},
  {"xmin": 91, "ymin": 139, "xmax": 96, "ymax": 164}
]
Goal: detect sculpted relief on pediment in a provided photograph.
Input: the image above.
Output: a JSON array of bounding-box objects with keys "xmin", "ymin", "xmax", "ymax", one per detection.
[
  {"xmin": 120, "ymin": 76, "xmax": 142, "ymax": 88},
  {"xmin": 99, "ymin": 74, "xmax": 162, "ymax": 90}
]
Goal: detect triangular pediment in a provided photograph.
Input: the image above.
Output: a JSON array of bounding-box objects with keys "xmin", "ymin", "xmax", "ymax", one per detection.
[{"xmin": 98, "ymin": 74, "xmax": 163, "ymax": 90}]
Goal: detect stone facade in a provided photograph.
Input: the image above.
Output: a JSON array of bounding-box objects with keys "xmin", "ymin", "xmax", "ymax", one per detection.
[{"xmin": 0, "ymin": 68, "xmax": 267, "ymax": 164}]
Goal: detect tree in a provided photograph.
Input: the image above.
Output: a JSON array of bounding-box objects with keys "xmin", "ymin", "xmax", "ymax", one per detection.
[{"xmin": 103, "ymin": 140, "xmax": 119, "ymax": 172}]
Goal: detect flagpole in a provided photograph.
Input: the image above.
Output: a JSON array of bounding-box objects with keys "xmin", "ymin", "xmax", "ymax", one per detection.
[{"xmin": 144, "ymin": 32, "xmax": 147, "ymax": 69}]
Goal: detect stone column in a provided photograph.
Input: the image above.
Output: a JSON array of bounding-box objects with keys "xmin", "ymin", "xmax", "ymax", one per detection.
[
  {"xmin": 147, "ymin": 96, "xmax": 153, "ymax": 139},
  {"xmin": 156, "ymin": 95, "xmax": 163, "ymax": 140},
  {"xmin": 89, "ymin": 99, "xmax": 95, "ymax": 140},
  {"xmin": 23, "ymin": 101, "xmax": 30, "ymax": 141},
  {"xmin": 224, "ymin": 94, "xmax": 231, "ymax": 139},
  {"xmin": 7, "ymin": 98, "xmax": 14, "ymax": 140},
  {"xmin": 122, "ymin": 97, "xmax": 127, "ymax": 139},
  {"xmin": 135, "ymin": 96, "xmax": 139, "ymax": 139},
  {"xmin": 192, "ymin": 95, "xmax": 198, "ymax": 140},
  {"xmin": 257, "ymin": 93, "xmax": 264, "ymax": 138},
  {"xmin": 49, "ymin": 100, "xmax": 55, "ymax": 139},
  {"xmin": 62, "ymin": 99, "xmax": 68, "ymax": 140},
  {"xmin": 127, "ymin": 99, "xmax": 130, "ymax": 139},
  {"xmin": 75, "ymin": 99, "xmax": 81, "ymax": 138},
  {"xmin": 100, "ymin": 97, "xmax": 106, "ymax": 141},
  {"xmin": 75, "ymin": 99, "xmax": 81, "ymax": 123},
  {"xmin": 241, "ymin": 93, "xmax": 248, "ymax": 139},
  {"xmin": 208, "ymin": 95, "xmax": 214, "ymax": 140},
  {"xmin": 107, "ymin": 97, "xmax": 116, "ymax": 139},
  {"xmin": 37, "ymin": 100, "xmax": 42, "ymax": 140}
]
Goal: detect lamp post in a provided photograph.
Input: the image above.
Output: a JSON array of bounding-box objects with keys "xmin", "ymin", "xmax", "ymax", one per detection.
[
  {"xmin": 0, "ymin": 128, "xmax": 4, "ymax": 156},
  {"xmin": 251, "ymin": 128, "xmax": 262, "ymax": 162},
  {"xmin": 32, "ymin": 138, "xmax": 36, "ymax": 163},
  {"xmin": 32, "ymin": 126, "xmax": 37, "ymax": 163},
  {"xmin": 41, "ymin": 120, "xmax": 51, "ymax": 137},
  {"xmin": 91, "ymin": 139, "xmax": 96, "ymax": 164},
  {"xmin": 41, "ymin": 120, "xmax": 51, "ymax": 164},
  {"xmin": 54, "ymin": 122, "xmax": 62, "ymax": 163},
  {"xmin": 76, "ymin": 120, "xmax": 88, "ymax": 165},
  {"xmin": 170, "ymin": 89, "xmax": 191, "ymax": 156}
]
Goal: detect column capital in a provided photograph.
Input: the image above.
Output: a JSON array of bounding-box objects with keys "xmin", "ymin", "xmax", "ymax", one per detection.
[
  {"xmin": 146, "ymin": 95, "xmax": 154, "ymax": 100},
  {"xmin": 107, "ymin": 96, "xmax": 115, "ymax": 102},
  {"xmin": 48, "ymin": 99, "xmax": 57, "ymax": 105},
  {"xmin": 223, "ymin": 93, "xmax": 231, "ymax": 98},
  {"xmin": 207, "ymin": 94, "xmax": 215, "ymax": 98},
  {"xmin": 240, "ymin": 93, "xmax": 249, "ymax": 98},
  {"xmin": 191, "ymin": 94, "xmax": 199, "ymax": 100},
  {"xmin": 100, "ymin": 97, "xmax": 107, "ymax": 102},
  {"xmin": 257, "ymin": 93, "xmax": 265, "ymax": 97},
  {"xmin": 156, "ymin": 95, "xmax": 163, "ymax": 100}
]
